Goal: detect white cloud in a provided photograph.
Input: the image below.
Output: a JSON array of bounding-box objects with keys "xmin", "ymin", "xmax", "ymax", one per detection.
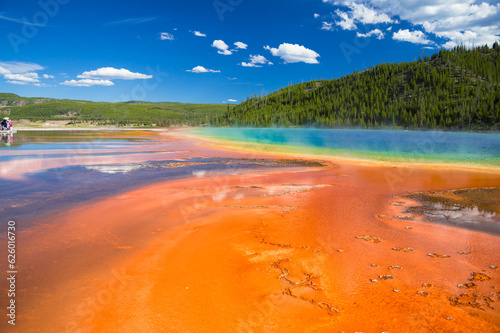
[
  {"xmin": 0, "ymin": 61, "xmax": 47, "ymax": 86},
  {"xmin": 393, "ymin": 29, "xmax": 433, "ymax": 45},
  {"xmin": 348, "ymin": 2, "xmax": 393, "ymax": 25},
  {"xmin": 193, "ymin": 30, "xmax": 206, "ymax": 37},
  {"xmin": 33, "ymin": 83, "xmax": 51, "ymax": 87},
  {"xmin": 330, "ymin": 2, "xmax": 393, "ymax": 31},
  {"xmin": 314, "ymin": 13, "xmax": 320, "ymax": 18},
  {"xmin": 77, "ymin": 67, "xmax": 152, "ymax": 80},
  {"xmin": 227, "ymin": 99, "xmax": 238, "ymax": 102},
  {"xmin": 60, "ymin": 79, "xmax": 114, "ymax": 87},
  {"xmin": 0, "ymin": 61, "xmax": 44, "ymax": 73},
  {"xmin": 326, "ymin": 0, "xmax": 500, "ymax": 48},
  {"xmin": 240, "ymin": 54, "xmax": 273, "ymax": 68},
  {"xmin": 357, "ymin": 28, "xmax": 384, "ymax": 39},
  {"xmin": 226, "ymin": 77, "xmax": 238, "ymax": 80},
  {"xmin": 42, "ymin": 74, "xmax": 54, "ymax": 79},
  {"xmin": 264, "ymin": 43, "xmax": 320, "ymax": 64},
  {"xmin": 4, "ymin": 72, "xmax": 40, "ymax": 83},
  {"xmin": 321, "ymin": 21, "xmax": 334, "ymax": 31},
  {"xmin": 6, "ymin": 80, "xmax": 28, "ymax": 85},
  {"xmin": 186, "ymin": 66, "xmax": 221, "ymax": 73},
  {"xmin": 212, "ymin": 40, "xmax": 232, "ymax": 55},
  {"xmin": 160, "ymin": 32, "xmax": 174, "ymax": 40},
  {"xmin": 335, "ymin": 9, "xmax": 357, "ymax": 30},
  {"xmin": 234, "ymin": 41, "xmax": 248, "ymax": 49},
  {"xmin": 0, "ymin": 66, "xmax": 10, "ymax": 75},
  {"xmin": 438, "ymin": 27, "xmax": 495, "ymax": 48}
]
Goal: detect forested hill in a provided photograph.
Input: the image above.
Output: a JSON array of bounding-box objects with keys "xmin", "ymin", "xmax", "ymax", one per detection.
[
  {"xmin": 211, "ymin": 43, "xmax": 500, "ymax": 130},
  {"xmin": 0, "ymin": 94, "xmax": 226, "ymax": 126}
]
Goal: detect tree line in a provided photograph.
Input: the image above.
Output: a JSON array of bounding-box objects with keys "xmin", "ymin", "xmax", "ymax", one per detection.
[{"xmin": 210, "ymin": 43, "xmax": 500, "ymax": 130}]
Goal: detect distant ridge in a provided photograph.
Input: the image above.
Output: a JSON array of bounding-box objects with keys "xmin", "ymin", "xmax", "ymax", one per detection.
[
  {"xmin": 0, "ymin": 94, "xmax": 226, "ymax": 127},
  {"xmin": 212, "ymin": 43, "xmax": 500, "ymax": 130}
]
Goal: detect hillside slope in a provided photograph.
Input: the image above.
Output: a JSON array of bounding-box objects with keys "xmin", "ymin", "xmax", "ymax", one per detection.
[
  {"xmin": 0, "ymin": 94, "xmax": 227, "ymax": 126},
  {"xmin": 212, "ymin": 43, "xmax": 500, "ymax": 130}
]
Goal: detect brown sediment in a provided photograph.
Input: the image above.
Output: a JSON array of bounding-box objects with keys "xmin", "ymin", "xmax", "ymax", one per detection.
[{"xmin": 1, "ymin": 130, "xmax": 500, "ymax": 332}]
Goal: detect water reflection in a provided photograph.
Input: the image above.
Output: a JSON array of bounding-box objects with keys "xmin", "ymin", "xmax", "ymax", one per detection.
[
  {"xmin": 405, "ymin": 188, "xmax": 500, "ymax": 235},
  {"xmin": 1, "ymin": 132, "xmax": 14, "ymax": 146},
  {"xmin": 0, "ymin": 157, "xmax": 316, "ymax": 228}
]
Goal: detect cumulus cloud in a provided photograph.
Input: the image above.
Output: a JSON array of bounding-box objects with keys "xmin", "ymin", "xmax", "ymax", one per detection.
[
  {"xmin": 186, "ymin": 66, "xmax": 221, "ymax": 73},
  {"xmin": 160, "ymin": 32, "xmax": 174, "ymax": 40},
  {"xmin": 59, "ymin": 79, "xmax": 114, "ymax": 87},
  {"xmin": 0, "ymin": 61, "xmax": 48, "ymax": 85},
  {"xmin": 321, "ymin": 21, "xmax": 334, "ymax": 31},
  {"xmin": 240, "ymin": 55, "xmax": 273, "ymax": 67},
  {"xmin": 393, "ymin": 29, "xmax": 433, "ymax": 45},
  {"xmin": 328, "ymin": 1, "xmax": 393, "ymax": 31},
  {"xmin": 33, "ymin": 83, "xmax": 51, "ymax": 87},
  {"xmin": 227, "ymin": 99, "xmax": 238, "ymax": 102},
  {"xmin": 192, "ymin": 30, "xmax": 206, "ymax": 37},
  {"xmin": 4, "ymin": 73, "xmax": 40, "ymax": 84},
  {"xmin": 335, "ymin": 9, "xmax": 357, "ymax": 30},
  {"xmin": 347, "ymin": 2, "xmax": 393, "ymax": 25},
  {"xmin": 324, "ymin": 0, "xmax": 500, "ymax": 48},
  {"xmin": 7, "ymin": 80, "xmax": 28, "ymax": 85},
  {"xmin": 314, "ymin": 13, "xmax": 320, "ymax": 18},
  {"xmin": 356, "ymin": 28, "xmax": 384, "ymax": 39},
  {"xmin": 42, "ymin": 74, "xmax": 54, "ymax": 79},
  {"xmin": 77, "ymin": 67, "xmax": 152, "ymax": 80},
  {"xmin": 234, "ymin": 41, "xmax": 248, "ymax": 49},
  {"xmin": 212, "ymin": 40, "xmax": 232, "ymax": 55},
  {"xmin": 264, "ymin": 43, "xmax": 320, "ymax": 64}
]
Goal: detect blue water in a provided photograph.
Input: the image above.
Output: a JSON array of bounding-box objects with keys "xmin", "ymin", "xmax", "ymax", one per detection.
[{"xmin": 200, "ymin": 128, "xmax": 500, "ymax": 165}]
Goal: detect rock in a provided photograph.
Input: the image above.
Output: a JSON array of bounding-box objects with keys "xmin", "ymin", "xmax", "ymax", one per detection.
[
  {"xmin": 427, "ymin": 253, "xmax": 450, "ymax": 258},
  {"xmin": 457, "ymin": 282, "xmax": 477, "ymax": 289},
  {"xmin": 469, "ymin": 272, "xmax": 491, "ymax": 282},
  {"xmin": 392, "ymin": 247, "xmax": 414, "ymax": 252},
  {"xmin": 355, "ymin": 235, "xmax": 381, "ymax": 243}
]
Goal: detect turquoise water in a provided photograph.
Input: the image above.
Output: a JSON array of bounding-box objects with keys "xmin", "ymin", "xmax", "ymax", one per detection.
[{"xmin": 199, "ymin": 128, "xmax": 500, "ymax": 166}]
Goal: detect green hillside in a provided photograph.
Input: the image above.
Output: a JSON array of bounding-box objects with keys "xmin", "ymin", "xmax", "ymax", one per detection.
[
  {"xmin": 0, "ymin": 94, "xmax": 226, "ymax": 127},
  {"xmin": 211, "ymin": 43, "xmax": 500, "ymax": 130}
]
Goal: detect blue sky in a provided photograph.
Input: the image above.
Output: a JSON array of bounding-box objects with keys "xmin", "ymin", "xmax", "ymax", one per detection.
[{"xmin": 0, "ymin": 0, "xmax": 499, "ymax": 104}]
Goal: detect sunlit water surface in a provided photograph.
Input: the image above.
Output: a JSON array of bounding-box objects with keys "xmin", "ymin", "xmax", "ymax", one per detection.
[
  {"xmin": 199, "ymin": 128, "xmax": 500, "ymax": 166},
  {"xmin": 0, "ymin": 130, "xmax": 303, "ymax": 228}
]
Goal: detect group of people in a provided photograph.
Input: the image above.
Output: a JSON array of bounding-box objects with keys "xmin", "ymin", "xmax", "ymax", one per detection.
[{"xmin": 1, "ymin": 118, "xmax": 12, "ymax": 131}]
